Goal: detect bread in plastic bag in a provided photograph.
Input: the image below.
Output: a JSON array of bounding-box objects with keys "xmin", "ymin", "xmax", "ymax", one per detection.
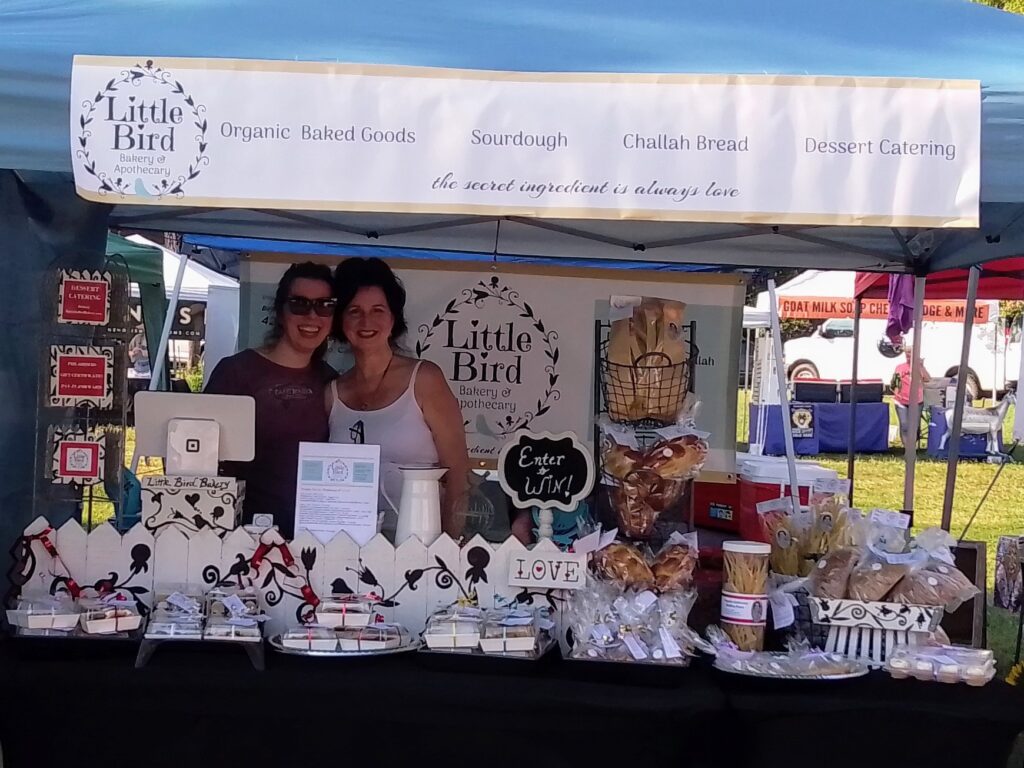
[
  {"xmin": 592, "ymin": 542, "xmax": 655, "ymax": 590},
  {"xmin": 885, "ymin": 568, "xmax": 976, "ymax": 610},
  {"xmin": 651, "ymin": 531, "xmax": 699, "ymax": 592},
  {"xmin": 808, "ymin": 548, "xmax": 859, "ymax": 599},
  {"xmin": 847, "ymin": 551, "xmax": 914, "ymax": 602}
]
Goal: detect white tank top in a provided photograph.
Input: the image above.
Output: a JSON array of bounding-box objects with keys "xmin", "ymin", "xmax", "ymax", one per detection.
[{"xmin": 328, "ymin": 361, "xmax": 439, "ymax": 526}]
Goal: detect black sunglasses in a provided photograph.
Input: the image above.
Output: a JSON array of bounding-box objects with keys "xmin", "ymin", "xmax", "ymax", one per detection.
[{"xmin": 285, "ymin": 296, "xmax": 337, "ymax": 317}]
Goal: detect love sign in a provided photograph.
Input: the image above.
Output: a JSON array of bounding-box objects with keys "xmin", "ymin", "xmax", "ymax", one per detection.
[
  {"xmin": 497, "ymin": 430, "xmax": 595, "ymax": 512},
  {"xmin": 507, "ymin": 551, "xmax": 587, "ymax": 590}
]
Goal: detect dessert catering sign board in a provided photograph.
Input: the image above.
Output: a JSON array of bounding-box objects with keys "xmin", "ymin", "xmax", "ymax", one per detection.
[{"xmin": 71, "ymin": 56, "xmax": 979, "ymax": 227}]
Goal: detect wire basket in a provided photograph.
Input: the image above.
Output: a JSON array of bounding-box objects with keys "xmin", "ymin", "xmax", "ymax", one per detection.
[{"xmin": 599, "ymin": 341, "xmax": 692, "ymax": 427}]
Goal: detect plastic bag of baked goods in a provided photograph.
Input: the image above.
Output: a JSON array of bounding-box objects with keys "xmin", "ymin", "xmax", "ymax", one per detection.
[
  {"xmin": 885, "ymin": 527, "xmax": 980, "ymax": 611},
  {"xmin": 846, "ymin": 511, "xmax": 917, "ymax": 601},
  {"xmin": 806, "ymin": 479, "xmax": 856, "ymax": 557},
  {"xmin": 651, "ymin": 531, "xmax": 699, "ymax": 593},
  {"xmin": 807, "ymin": 547, "xmax": 859, "ymax": 599},
  {"xmin": 605, "ymin": 296, "xmax": 688, "ymax": 423},
  {"xmin": 592, "ymin": 541, "xmax": 655, "ymax": 591}
]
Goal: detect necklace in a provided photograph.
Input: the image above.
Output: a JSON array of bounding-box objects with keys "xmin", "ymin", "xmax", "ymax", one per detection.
[{"xmin": 357, "ymin": 353, "xmax": 394, "ymax": 409}]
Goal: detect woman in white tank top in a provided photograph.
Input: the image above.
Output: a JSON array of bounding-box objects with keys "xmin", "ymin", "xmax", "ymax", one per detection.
[{"xmin": 325, "ymin": 258, "xmax": 469, "ymax": 539}]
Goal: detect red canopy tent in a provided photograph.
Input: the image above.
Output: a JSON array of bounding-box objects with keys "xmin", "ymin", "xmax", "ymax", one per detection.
[
  {"xmin": 855, "ymin": 258, "xmax": 1024, "ymax": 300},
  {"xmin": 846, "ymin": 258, "xmax": 1024, "ymax": 529}
]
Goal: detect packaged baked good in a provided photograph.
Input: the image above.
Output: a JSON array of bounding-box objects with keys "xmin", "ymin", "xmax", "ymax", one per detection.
[
  {"xmin": 79, "ymin": 596, "xmax": 142, "ymax": 635},
  {"xmin": 603, "ymin": 442, "xmax": 644, "ymax": 481},
  {"xmin": 314, "ymin": 594, "xmax": 375, "ymax": 629},
  {"xmin": 592, "ymin": 541, "xmax": 655, "ymax": 589},
  {"xmin": 423, "ymin": 606, "xmax": 483, "ymax": 649},
  {"xmin": 807, "ymin": 548, "xmax": 859, "ymax": 599},
  {"xmin": 651, "ymin": 532, "xmax": 699, "ymax": 592},
  {"xmin": 757, "ymin": 501, "xmax": 812, "ymax": 577},
  {"xmin": 282, "ymin": 624, "xmax": 338, "ymax": 652},
  {"xmin": 206, "ymin": 586, "xmax": 261, "ymax": 619},
  {"xmin": 6, "ymin": 595, "xmax": 80, "ymax": 632},
  {"xmin": 886, "ymin": 568, "xmax": 977, "ymax": 611},
  {"xmin": 479, "ymin": 608, "xmax": 550, "ymax": 655},
  {"xmin": 145, "ymin": 591, "xmax": 205, "ymax": 639},
  {"xmin": 604, "ymin": 297, "xmax": 688, "ymax": 423},
  {"xmin": 203, "ymin": 616, "xmax": 262, "ymax": 642},
  {"xmin": 338, "ymin": 623, "xmax": 407, "ymax": 652},
  {"xmin": 607, "ymin": 469, "xmax": 685, "ymax": 540},
  {"xmin": 847, "ymin": 550, "xmax": 915, "ymax": 602},
  {"xmin": 646, "ymin": 434, "xmax": 708, "ymax": 481},
  {"xmin": 721, "ymin": 541, "xmax": 770, "ymax": 651}
]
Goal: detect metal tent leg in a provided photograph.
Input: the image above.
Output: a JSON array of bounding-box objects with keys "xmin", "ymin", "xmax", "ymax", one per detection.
[{"xmin": 940, "ymin": 266, "xmax": 981, "ymax": 531}]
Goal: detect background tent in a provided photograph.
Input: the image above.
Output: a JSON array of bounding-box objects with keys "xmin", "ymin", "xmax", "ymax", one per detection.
[
  {"xmin": 855, "ymin": 258, "xmax": 1024, "ymax": 300},
  {"xmin": 105, "ymin": 233, "xmax": 167, "ymax": 387}
]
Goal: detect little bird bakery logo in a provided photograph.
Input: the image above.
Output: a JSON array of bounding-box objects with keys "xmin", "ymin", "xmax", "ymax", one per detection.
[
  {"xmin": 75, "ymin": 60, "xmax": 209, "ymax": 198},
  {"xmin": 415, "ymin": 276, "xmax": 561, "ymax": 456}
]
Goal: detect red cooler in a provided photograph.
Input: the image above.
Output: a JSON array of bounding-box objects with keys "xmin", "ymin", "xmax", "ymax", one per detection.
[{"xmin": 735, "ymin": 457, "xmax": 839, "ymax": 542}]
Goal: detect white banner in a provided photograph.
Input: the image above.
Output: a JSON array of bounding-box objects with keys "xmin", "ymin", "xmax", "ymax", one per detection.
[
  {"xmin": 71, "ymin": 56, "xmax": 980, "ymax": 227},
  {"xmin": 242, "ymin": 258, "xmax": 745, "ymax": 480}
]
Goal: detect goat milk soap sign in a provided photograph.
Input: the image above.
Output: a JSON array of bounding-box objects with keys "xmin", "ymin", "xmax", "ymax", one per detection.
[{"xmin": 498, "ymin": 430, "xmax": 595, "ymax": 513}]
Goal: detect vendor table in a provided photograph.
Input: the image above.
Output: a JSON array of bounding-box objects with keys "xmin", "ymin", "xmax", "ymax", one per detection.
[
  {"xmin": 1, "ymin": 642, "xmax": 1022, "ymax": 768},
  {"xmin": 749, "ymin": 402, "xmax": 890, "ymax": 456}
]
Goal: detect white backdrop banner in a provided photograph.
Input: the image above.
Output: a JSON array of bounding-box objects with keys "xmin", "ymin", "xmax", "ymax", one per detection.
[
  {"xmin": 241, "ymin": 257, "xmax": 744, "ymax": 480},
  {"xmin": 71, "ymin": 56, "xmax": 979, "ymax": 227}
]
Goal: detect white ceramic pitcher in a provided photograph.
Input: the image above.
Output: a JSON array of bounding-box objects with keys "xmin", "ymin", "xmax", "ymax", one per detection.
[{"xmin": 392, "ymin": 465, "xmax": 448, "ymax": 546}]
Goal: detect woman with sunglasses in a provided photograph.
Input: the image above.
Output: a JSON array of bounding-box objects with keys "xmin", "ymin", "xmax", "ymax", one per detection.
[
  {"xmin": 326, "ymin": 257, "xmax": 469, "ymax": 540},
  {"xmin": 205, "ymin": 261, "xmax": 337, "ymax": 537}
]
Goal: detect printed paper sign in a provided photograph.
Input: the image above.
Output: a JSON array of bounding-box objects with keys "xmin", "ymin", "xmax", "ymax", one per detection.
[
  {"xmin": 48, "ymin": 346, "xmax": 114, "ymax": 409},
  {"xmin": 71, "ymin": 56, "xmax": 980, "ymax": 227},
  {"xmin": 58, "ymin": 270, "xmax": 111, "ymax": 325},
  {"xmin": 789, "ymin": 404, "xmax": 815, "ymax": 439},
  {"xmin": 507, "ymin": 551, "xmax": 587, "ymax": 590},
  {"xmin": 779, "ymin": 296, "xmax": 989, "ymax": 323},
  {"xmin": 294, "ymin": 442, "xmax": 381, "ymax": 545}
]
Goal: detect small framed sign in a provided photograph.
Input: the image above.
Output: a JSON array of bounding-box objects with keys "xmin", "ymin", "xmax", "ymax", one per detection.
[
  {"xmin": 57, "ymin": 270, "xmax": 110, "ymax": 326},
  {"xmin": 507, "ymin": 550, "xmax": 587, "ymax": 590},
  {"xmin": 51, "ymin": 428, "xmax": 105, "ymax": 486},
  {"xmin": 48, "ymin": 345, "xmax": 114, "ymax": 409},
  {"xmin": 790, "ymin": 404, "xmax": 815, "ymax": 439},
  {"xmin": 497, "ymin": 430, "xmax": 595, "ymax": 512}
]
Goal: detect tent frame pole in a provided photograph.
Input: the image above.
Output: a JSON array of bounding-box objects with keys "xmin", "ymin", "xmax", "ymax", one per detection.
[
  {"xmin": 768, "ymin": 280, "xmax": 802, "ymax": 515},
  {"xmin": 940, "ymin": 266, "xmax": 981, "ymax": 530},
  {"xmin": 903, "ymin": 276, "xmax": 926, "ymax": 516},
  {"xmin": 129, "ymin": 250, "xmax": 189, "ymax": 475},
  {"xmin": 846, "ymin": 298, "xmax": 862, "ymax": 504}
]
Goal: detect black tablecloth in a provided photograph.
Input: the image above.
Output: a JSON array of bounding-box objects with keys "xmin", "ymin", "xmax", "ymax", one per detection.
[{"xmin": 1, "ymin": 640, "xmax": 1022, "ymax": 768}]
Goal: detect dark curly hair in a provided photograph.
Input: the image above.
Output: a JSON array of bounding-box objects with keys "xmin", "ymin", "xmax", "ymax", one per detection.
[
  {"xmin": 265, "ymin": 261, "xmax": 334, "ymax": 359},
  {"xmin": 332, "ymin": 257, "xmax": 408, "ymax": 345}
]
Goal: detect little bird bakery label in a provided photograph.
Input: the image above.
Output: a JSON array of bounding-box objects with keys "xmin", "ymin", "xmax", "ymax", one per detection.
[
  {"xmin": 414, "ymin": 276, "xmax": 561, "ymax": 460},
  {"xmin": 73, "ymin": 59, "xmax": 208, "ymax": 199}
]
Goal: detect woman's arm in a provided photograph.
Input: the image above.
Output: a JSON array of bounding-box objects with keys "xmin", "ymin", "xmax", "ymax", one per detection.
[
  {"xmin": 324, "ymin": 380, "xmax": 335, "ymax": 416},
  {"xmin": 416, "ymin": 361, "xmax": 470, "ymax": 539}
]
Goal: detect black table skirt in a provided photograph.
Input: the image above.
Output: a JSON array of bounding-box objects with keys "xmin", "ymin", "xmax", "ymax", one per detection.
[{"xmin": 0, "ymin": 640, "xmax": 1021, "ymax": 768}]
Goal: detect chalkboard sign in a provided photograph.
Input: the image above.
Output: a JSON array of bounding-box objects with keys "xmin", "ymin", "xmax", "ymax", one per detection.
[{"xmin": 497, "ymin": 430, "xmax": 595, "ymax": 512}]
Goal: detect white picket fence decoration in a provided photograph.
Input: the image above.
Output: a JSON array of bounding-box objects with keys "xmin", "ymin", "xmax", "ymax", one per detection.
[{"xmin": 12, "ymin": 517, "xmax": 567, "ymax": 637}]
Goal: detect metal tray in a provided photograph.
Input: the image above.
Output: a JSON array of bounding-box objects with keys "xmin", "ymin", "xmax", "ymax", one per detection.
[
  {"xmin": 268, "ymin": 634, "xmax": 422, "ymax": 658},
  {"xmin": 712, "ymin": 658, "xmax": 869, "ymax": 681}
]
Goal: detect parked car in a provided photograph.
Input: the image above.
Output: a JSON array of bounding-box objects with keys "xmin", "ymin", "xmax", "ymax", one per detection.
[{"xmin": 783, "ymin": 316, "xmax": 1021, "ymax": 400}]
